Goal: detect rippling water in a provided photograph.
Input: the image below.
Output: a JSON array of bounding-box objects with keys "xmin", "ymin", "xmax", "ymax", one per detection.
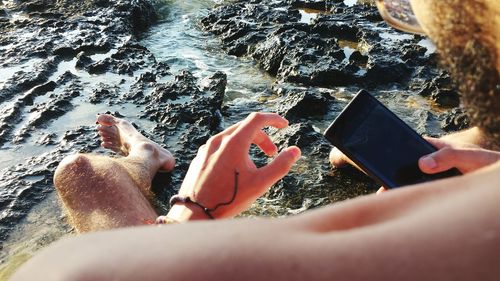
[{"xmin": 141, "ymin": 0, "xmax": 275, "ymax": 124}]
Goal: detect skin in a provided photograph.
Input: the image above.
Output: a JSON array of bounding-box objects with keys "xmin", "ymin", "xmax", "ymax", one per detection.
[
  {"xmin": 9, "ymin": 0, "xmax": 500, "ymax": 280},
  {"xmin": 10, "ymin": 156, "xmax": 500, "ymax": 281}
]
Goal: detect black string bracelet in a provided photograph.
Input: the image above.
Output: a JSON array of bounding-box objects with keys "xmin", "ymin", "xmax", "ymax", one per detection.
[{"xmin": 169, "ymin": 170, "xmax": 240, "ymax": 219}]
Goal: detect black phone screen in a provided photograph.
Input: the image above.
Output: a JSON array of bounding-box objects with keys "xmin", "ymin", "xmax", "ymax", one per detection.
[{"xmin": 324, "ymin": 90, "xmax": 460, "ymax": 188}]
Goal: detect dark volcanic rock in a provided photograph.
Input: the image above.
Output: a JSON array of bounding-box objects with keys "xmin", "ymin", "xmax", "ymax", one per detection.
[
  {"xmin": 264, "ymin": 122, "xmax": 376, "ymax": 213},
  {"xmin": 442, "ymin": 108, "xmax": 470, "ymax": 132},
  {"xmin": 277, "ymin": 91, "xmax": 329, "ymax": 121},
  {"xmin": 418, "ymin": 72, "xmax": 460, "ymax": 107},
  {"xmin": 200, "ymin": 0, "xmax": 438, "ymax": 88},
  {"xmin": 75, "ymin": 52, "xmax": 94, "ymax": 69},
  {"xmin": 135, "ymin": 71, "xmax": 228, "ymax": 204},
  {"xmin": 87, "ymin": 42, "xmax": 158, "ymax": 75},
  {"xmin": 200, "ymin": 0, "xmax": 463, "ymax": 216},
  {"xmin": 0, "ymin": 125, "xmax": 100, "ymax": 242},
  {"xmin": 0, "ymin": 0, "xmax": 160, "ymax": 243}
]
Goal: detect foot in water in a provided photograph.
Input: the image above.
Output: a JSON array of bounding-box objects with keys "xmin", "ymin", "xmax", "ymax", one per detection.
[{"xmin": 96, "ymin": 114, "xmax": 175, "ymax": 172}]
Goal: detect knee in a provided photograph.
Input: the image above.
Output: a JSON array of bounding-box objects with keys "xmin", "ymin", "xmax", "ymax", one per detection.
[{"xmin": 54, "ymin": 153, "xmax": 92, "ymax": 191}]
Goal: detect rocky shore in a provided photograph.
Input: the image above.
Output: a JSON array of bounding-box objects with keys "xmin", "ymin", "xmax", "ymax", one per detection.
[
  {"xmin": 197, "ymin": 0, "xmax": 469, "ymax": 209},
  {"xmin": 0, "ymin": 0, "xmax": 163, "ymax": 244},
  {"xmin": 0, "ymin": 0, "xmax": 469, "ymax": 264},
  {"xmin": 200, "ymin": 0, "xmax": 468, "ymax": 121},
  {"xmin": 0, "ymin": 0, "xmax": 228, "ymax": 245}
]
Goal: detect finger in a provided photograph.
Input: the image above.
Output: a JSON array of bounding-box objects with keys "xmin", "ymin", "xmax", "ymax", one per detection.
[
  {"xmin": 419, "ymin": 148, "xmax": 500, "ymax": 174},
  {"xmin": 253, "ymin": 130, "xmax": 278, "ymax": 156},
  {"xmin": 101, "ymin": 142, "xmax": 119, "ymax": 152},
  {"xmin": 200, "ymin": 122, "xmax": 243, "ymax": 159},
  {"xmin": 423, "ymin": 136, "xmax": 450, "ymax": 149},
  {"xmin": 215, "ymin": 121, "xmax": 242, "ymax": 137},
  {"xmin": 424, "ymin": 136, "xmax": 479, "ymax": 150},
  {"xmin": 329, "ymin": 147, "xmax": 365, "ymax": 173},
  {"xmin": 197, "ymin": 144, "xmax": 207, "ymax": 154},
  {"xmin": 233, "ymin": 112, "xmax": 288, "ymax": 143},
  {"xmin": 97, "ymin": 124, "xmax": 117, "ymax": 135},
  {"xmin": 255, "ymin": 146, "xmax": 301, "ymax": 189},
  {"xmin": 376, "ymin": 187, "xmax": 387, "ymax": 194},
  {"xmin": 329, "ymin": 147, "xmax": 351, "ymax": 168},
  {"xmin": 203, "ymin": 135, "xmax": 224, "ymax": 160}
]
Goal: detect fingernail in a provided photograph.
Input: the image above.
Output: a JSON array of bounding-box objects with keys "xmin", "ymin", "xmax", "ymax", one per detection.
[
  {"xmin": 421, "ymin": 155, "xmax": 437, "ymax": 169},
  {"xmin": 289, "ymin": 146, "xmax": 301, "ymax": 160}
]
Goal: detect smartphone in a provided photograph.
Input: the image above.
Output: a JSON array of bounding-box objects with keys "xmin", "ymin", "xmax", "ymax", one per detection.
[{"xmin": 324, "ymin": 90, "xmax": 461, "ymax": 188}]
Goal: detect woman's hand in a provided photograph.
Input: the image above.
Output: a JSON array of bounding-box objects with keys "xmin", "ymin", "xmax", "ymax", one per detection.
[
  {"xmin": 418, "ymin": 137, "xmax": 500, "ymax": 174},
  {"xmin": 165, "ymin": 113, "xmax": 301, "ymax": 222},
  {"xmin": 328, "ymin": 128, "xmax": 500, "ymax": 194}
]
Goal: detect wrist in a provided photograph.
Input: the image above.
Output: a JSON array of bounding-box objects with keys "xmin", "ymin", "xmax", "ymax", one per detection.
[{"xmin": 166, "ymin": 202, "xmax": 212, "ymax": 222}]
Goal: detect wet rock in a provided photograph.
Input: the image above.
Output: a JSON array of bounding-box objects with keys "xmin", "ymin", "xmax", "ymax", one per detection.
[
  {"xmin": 138, "ymin": 71, "xmax": 156, "ymax": 83},
  {"xmin": 14, "ymin": 87, "xmax": 80, "ymax": 143},
  {"xmin": 32, "ymin": 81, "xmax": 57, "ymax": 95},
  {"xmin": 349, "ymin": 50, "xmax": 368, "ymax": 65},
  {"xmin": 148, "ymin": 71, "xmax": 200, "ymax": 103},
  {"xmin": 201, "ymin": 0, "xmax": 453, "ymax": 90},
  {"xmin": 75, "ymin": 52, "xmax": 94, "ymax": 69},
  {"xmin": 277, "ymin": 91, "xmax": 329, "ymax": 120},
  {"xmin": 0, "ymin": 0, "xmax": 162, "ymax": 244},
  {"xmin": 56, "ymin": 71, "xmax": 78, "ymax": 85},
  {"xmin": 264, "ymin": 122, "xmax": 375, "ymax": 213},
  {"xmin": 35, "ymin": 133, "xmax": 58, "ymax": 145},
  {"xmin": 0, "ymin": 125, "xmax": 99, "ymax": 242},
  {"xmin": 272, "ymin": 122, "xmax": 327, "ymax": 150},
  {"xmin": 418, "ymin": 72, "xmax": 460, "ymax": 107},
  {"xmin": 53, "ymin": 46, "xmax": 79, "ymax": 57},
  {"xmin": 89, "ymin": 88, "xmax": 114, "ymax": 104},
  {"xmin": 442, "ymin": 108, "xmax": 470, "ymax": 132},
  {"xmin": 23, "ymin": 1, "xmax": 54, "ymax": 13},
  {"xmin": 86, "ymin": 41, "xmax": 158, "ymax": 75},
  {"xmin": 365, "ymin": 59, "xmax": 411, "ymax": 84},
  {"xmin": 431, "ymin": 89, "xmax": 460, "ymax": 108},
  {"xmin": 312, "ymin": 20, "xmax": 359, "ymax": 41},
  {"xmin": 289, "ymin": 0, "xmax": 327, "ymax": 11},
  {"xmin": 0, "ymin": 58, "xmax": 59, "ymax": 103}
]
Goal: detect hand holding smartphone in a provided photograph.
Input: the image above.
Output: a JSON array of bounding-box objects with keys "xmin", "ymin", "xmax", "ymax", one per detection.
[{"xmin": 324, "ymin": 90, "xmax": 461, "ymax": 188}]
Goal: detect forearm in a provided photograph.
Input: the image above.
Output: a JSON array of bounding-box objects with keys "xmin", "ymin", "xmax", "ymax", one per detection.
[
  {"xmin": 10, "ymin": 218, "xmax": 312, "ymax": 281},
  {"xmin": 441, "ymin": 126, "xmax": 499, "ymax": 150},
  {"xmin": 11, "ymin": 164, "xmax": 500, "ymax": 281}
]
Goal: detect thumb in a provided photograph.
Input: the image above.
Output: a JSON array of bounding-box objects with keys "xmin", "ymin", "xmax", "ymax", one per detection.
[
  {"xmin": 419, "ymin": 147, "xmax": 500, "ymax": 174},
  {"xmin": 256, "ymin": 146, "xmax": 301, "ymax": 188}
]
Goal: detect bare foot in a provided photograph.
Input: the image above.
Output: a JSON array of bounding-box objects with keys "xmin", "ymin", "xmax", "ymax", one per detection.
[{"xmin": 96, "ymin": 114, "xmax": 175, "ymax": 171}]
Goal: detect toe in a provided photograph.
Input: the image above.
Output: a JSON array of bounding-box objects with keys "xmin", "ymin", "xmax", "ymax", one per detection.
[
  {"xmin": 101, "ymin": 142, "xmax": 120, "ymax": 152},
  {"xmin": 97, "ymin": 124, "xmax": 118, "ymax": 136},
  {"xmin": 97, "ymin": 114, "xmax": 118, "ymax": 126}
]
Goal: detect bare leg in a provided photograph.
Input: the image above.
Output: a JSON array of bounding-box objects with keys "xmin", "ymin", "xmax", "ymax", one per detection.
[{"xmin": 54, "ymin": 114, "xmax": 175, "ymax": 232}]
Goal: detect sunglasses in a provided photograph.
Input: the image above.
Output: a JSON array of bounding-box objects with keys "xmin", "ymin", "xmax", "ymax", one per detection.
[{"xmin": 375, "ymin": 0, "xmax": 425, "ymax": 34}]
